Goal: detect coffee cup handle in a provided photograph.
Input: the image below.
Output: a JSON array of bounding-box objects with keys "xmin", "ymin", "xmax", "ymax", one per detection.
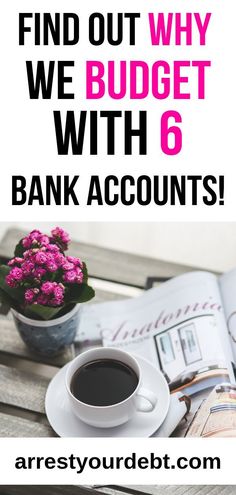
[{"xmin": 134, "ymin": 387, "xmax": 157, "ymax": 412}]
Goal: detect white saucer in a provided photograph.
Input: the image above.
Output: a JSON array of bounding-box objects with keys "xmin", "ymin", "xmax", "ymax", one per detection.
[{"xmin": 45, "ymin": 355, "xmax": 170, "ymax": 437}]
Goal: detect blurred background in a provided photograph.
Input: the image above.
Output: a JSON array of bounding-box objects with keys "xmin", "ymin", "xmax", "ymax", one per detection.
[{"xmin": 0, "ymin": 222, "xmax": 235, "ymax": 273}]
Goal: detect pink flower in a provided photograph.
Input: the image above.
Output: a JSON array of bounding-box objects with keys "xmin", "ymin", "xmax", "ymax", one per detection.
[
  {"xmin": 22, "ymin": 230, "xmax": 41, "ymax": 248},
  {"xmin": 10, "ymin": 267, "xmax": 23, "ymax": 281},
  {"xmin": 40, "ymin": 235, "xmax": 50, "ymax": 246},
  {"xmin": 63, "ymin": 269, "xmax": 77, "ymax": 283},
  {"xmin": 25, "ymin": 289, "xmax": 36, "ymax": 303},
  {"xmin": 53, "ymin": 285, "xmax": 64, "ymax": 298},
  {"xmin": 8, "ymin": 257, "xmax": 24, "ymax": 266},
  {"xmin": 37, "ymin": 294, "xmax": 50, "ymax": 306},
  {"xmin": 62, "ymin": 261, "xmax": 74, "ymax": 271},
  {"xmin": 41, "ymin": 281, "xmax": 55, "ymax": 295},
  {"xmin": 46, "ymin": 261, "xmax": 58, "ymax": 272},
  {"xmin": 54, "ymin": 252, "xmax": 65, "ymax": 267},
  {"xmin": 22, "ymin": 231, "xmax": 51, "ymax": 250},
  {"xmin": 51, "ymin": 227, "xmax": 70, "ymax": 248},
  {"xmin": 63, "ymin": 267, "xmax": 83, "ymax": 284},
  {"xmin": 30, "ymin": 230, "xmax": 42, "ymax": 240},
  {"xmin": 47, "ymin": 244, "xmax": 60, "ymax": 252},
  {"xmin": 46, "ymin": 251, "xmax": 55, "ymax": 262},
  {"xmin": 6, "ymin": 274, "xmax": 17, "ymax": 287},
  {"xmin": 49, "ymin": 297, "xmax": 63, "ymax": 307},
  {"xmin": 35, "ymin": 251, "xmax": 48, "ymax": 265},
  {"xmin": 52, "ymin": 292, "xmax": 64, "ymax": 306},
  {"xmin": 37, "ymin": 282, "xmax": 65, "ymax": 307},
  {"xmin": 4, "ymin": 227, "xmax": 90, "ymax": 311},
  {"xmin": 22, "ymin": 261, "xmax": 35, "ymax": 276},
  {"xmin": 23, "ymin": 249, "xmax": 31, "ymax": 259},
  {"xmin": 34, "ymin": 267, "xmax": 46, "ymax": 278},
  {"xmin": 67, "ymin": 256, "xmax": 82, "ymax": 267},
  {"xmin": 76, "ymin": 268, "xmax": 83, "ymax": 283},
  {"xmin": 22, "ymin": 237, "xmax": 32, "ymax": 249}
]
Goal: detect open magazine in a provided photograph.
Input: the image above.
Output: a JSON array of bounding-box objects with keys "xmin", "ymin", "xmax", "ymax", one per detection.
[{"xmin": 75, "ymin": 270, "xmax": 236, "ymax": 435}]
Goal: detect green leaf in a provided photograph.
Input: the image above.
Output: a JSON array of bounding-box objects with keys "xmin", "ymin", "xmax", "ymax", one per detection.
[
  {"xmin": 76, "ymin": 284, "xmax": 95, "ymax": 303},
  {"xmin": 0, "ymin": 264, "xmax": 10, "ymax": 283},
  {"xmin": 82, "ymin": 262, "xmax": 88, "ymax": 284},
  {"xmin": 65, "ymin": 283, "xmax": 95, "ymax": 304},
  {"xmin": 24, "ymin": 304, "xmax": 63, "ymax": 321},
  {"xmin": 14, "ymin": 240, "xmax": 25, "ymax": 258},
  {"xmin": 0, "ymin": 287, "xmax": 20, "ymax": 312},
  {"xmin": 0, "ymin": 265, "xmax": 25, "ymax": 305}
]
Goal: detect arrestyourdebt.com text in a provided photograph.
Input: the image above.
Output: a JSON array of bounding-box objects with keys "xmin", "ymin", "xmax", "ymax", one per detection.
[{"xmin": 15, "ymin": 452, "xmax": 221, "ymax": 474}]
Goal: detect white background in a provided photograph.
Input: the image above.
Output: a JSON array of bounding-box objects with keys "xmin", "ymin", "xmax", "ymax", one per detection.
[
  {"xmin": 0, "ymin": 0, "xmax": 236, "ymax": 221},
  {"xmin": 0, "ymin": 438, "xmax": 235, "ymax": 485},
  {"xmin": 1, "ymin": 1, "xmax": 236, "ymax": 488}
]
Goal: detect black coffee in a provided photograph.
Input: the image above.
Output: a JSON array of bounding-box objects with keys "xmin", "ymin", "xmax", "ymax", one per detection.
[{"xmin": 70, "ymin": 358, "xmax": 138, "ymax": 406}]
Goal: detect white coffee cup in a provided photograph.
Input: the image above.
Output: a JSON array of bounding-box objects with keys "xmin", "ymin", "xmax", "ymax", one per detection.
[{"xmin": 65, "ymin": 347, "xmax": 158, "ymax": 428}]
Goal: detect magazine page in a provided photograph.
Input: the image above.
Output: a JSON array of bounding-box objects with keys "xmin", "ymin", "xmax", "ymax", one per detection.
[
  {"xmin": 186, "ymin": 383, "xmax": 236, "ymax": 437},
  {"xmin": 77, "ymin": 271, "xmax": 235, "ymax": 395},
  {"xmin": 219, "ymin": 268, "xmax": 236, "ymax": 363}
]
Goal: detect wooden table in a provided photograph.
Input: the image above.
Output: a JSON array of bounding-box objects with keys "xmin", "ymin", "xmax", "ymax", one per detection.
[
  {"xmin": 0, "ymin": 229, "xmax": 229, "ymax": 495},
  {"xmin": 0, "ymin": 227, "xmax": 197, "ymax": 438},
  {"xmin": 0, "ymin": 486, "xmax": 235, "ymax": 495}
]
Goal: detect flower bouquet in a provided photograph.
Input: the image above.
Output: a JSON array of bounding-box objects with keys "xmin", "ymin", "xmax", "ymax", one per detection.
[{"xmin": 0, "ymin": 227, "xmax": 95, "ymax": 355}]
